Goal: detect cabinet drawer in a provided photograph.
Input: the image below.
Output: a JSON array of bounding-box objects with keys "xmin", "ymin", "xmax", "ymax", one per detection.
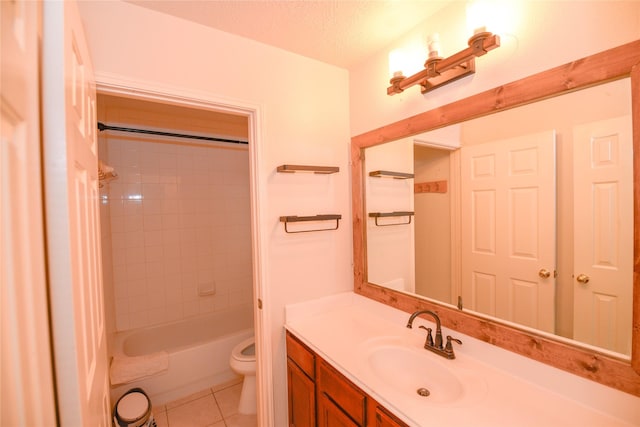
[
  {"xmin": 317, "ymin": 359, "xmax": 366, "ymax": 426},
  {"xmin": 286, "ymin": 331, "xmax": 316, "ymax": 380}
]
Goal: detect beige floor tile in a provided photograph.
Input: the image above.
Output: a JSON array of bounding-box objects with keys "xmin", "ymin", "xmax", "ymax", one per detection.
[
  {"xmin": 166, "ymin": 394, "xmax": 223, "ymax": 427},
  {"xmin": 165, "ymin": 388, "xmax": 212, "ymax": 410},
  {"xmin": 214, "ymin": 383, "xmax": 242, "ymax": 418},
  {"xmin": 223, "ymin": 413, "xmax": 258, "ymax": 427},
  {"xmin": 211, "ymin": 376, "xmax": 242, "ymax": 393},
  {"xmin": 152, "ymin": 403, "xmax": 167, "ymax": 413},
  {"xmin": 152, "ymin": 409, "xmax": 169, "ymax": 427}
]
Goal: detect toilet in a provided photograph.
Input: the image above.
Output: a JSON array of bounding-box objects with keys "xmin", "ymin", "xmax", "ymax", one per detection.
[{"xmin": 229, "ymin": 336, "xmax": 256, "ymax": 415}]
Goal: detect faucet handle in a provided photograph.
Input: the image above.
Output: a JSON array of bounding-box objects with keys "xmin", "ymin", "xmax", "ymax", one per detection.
[
  {"xmin": 419, "ymin": 325, "xmax": 434, "ymax": 348},
  {"xmin": 445, "ymin": 335, "xmax": 462, "ymax": 355}
]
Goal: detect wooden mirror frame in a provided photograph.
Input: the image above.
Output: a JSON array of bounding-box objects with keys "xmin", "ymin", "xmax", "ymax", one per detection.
[{"xmin": 351, "ymin": 40, "xmax": 640, "ymax": 396}]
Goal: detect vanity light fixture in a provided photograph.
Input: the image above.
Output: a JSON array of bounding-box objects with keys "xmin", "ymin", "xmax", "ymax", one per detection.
[{"xmin": 387, "ymin": 30, "xmax": 500, "ymax": 95}]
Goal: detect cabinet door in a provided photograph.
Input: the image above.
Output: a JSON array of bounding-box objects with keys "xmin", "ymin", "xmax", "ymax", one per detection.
[
  {"xmin": 372, "ymin": 406, "xmax": 409, "ymax": 427},
  {"xmin": 317, "ymin": 360, "xmax": 366, "ymax": 425},
  {"xmin": 287, "ymin": 358, "xmax": 316, "ymax": 427},
  {"xmin": 317, "ymin": 393, "xmax": 359, "ymax": 427}
]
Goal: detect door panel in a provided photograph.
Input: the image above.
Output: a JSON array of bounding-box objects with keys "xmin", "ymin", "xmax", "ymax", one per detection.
[
  {"xmin": 461, "ymin": 131, "xmax": 556, "ymax": 333},
  {"xmin": 43, "ymin": 1, "xmax": 111, "ymax": 424},
  {"xmin": 0, "ymin": 1, "xmax": 57, "ymax": 425},
  {"xmin": 573, "ymin": 116, "xmax": 633, "ymax": 355}
]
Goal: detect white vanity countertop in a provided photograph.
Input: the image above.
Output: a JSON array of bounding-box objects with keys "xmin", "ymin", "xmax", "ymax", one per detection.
[{"xmin": 285, "ymin": 292, "xmax": 640, "ymax": 427}]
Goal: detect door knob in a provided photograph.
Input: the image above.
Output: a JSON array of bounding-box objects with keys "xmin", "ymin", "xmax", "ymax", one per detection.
[
  {"xmin": 576, "ymin": 274, "xmax": 590, "ymax": 284},
  {"xmin": 538, "ymin": 269, "xmax": 551, "ymax": 279}
]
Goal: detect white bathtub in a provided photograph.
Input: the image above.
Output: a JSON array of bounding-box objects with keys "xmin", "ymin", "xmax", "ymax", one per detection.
[{"xmin": 110, "ymin": 303, "xmax": 254, "ymax": 405}]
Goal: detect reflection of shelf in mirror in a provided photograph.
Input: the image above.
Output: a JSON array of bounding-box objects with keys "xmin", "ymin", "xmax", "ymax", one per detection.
[
  {"xmin": 277, "ymin": 164, "xmax": 339, "ymax": 174},
  {"xmin": 368, "ymin": 211, "xmax": 414, "ymax": 226},
  {"xmin": 369, "ymin": 170, "xmax": 414, "ymax": 179},
  {"xmin": 279, "ymin": 214, "xmax": 342, "ymax": 233},
  {"xmin": 415, "ymin": 180, "xmax": 448, "ymax": 193}
]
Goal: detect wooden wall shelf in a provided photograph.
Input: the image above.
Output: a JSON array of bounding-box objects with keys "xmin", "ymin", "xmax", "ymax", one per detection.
[
  {"xmin": 369, "ymin": 170, "xmax": 414, "ymax": 179},
  {"xmin": 277, "ymin": 165, "xmax": 339, "ymax": 174}
]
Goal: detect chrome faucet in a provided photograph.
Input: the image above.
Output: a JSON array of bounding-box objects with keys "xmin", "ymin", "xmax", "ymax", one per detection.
[{"xmin": 406, "ymin": 310, "xmax": 462, "ymax": 359}]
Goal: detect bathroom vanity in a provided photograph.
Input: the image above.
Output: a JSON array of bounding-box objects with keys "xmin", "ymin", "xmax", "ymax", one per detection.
[
  {"xmin": 287, "ymin": 331, "xmax": 408, "ymax": 427},
  {"xmin": 285, "ymin": 292, "xmax": 640, "ymax": 427}
]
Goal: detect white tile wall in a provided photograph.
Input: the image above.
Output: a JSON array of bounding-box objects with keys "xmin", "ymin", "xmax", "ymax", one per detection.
[{"xmin": 104, "ymin": 139, "xmax": 252, "ymax": 331}]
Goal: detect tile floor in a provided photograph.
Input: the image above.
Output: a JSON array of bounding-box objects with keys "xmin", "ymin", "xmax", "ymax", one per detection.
[{"xmin": 152, "ymin": 379, "xmax": 257, "ymax": 427}]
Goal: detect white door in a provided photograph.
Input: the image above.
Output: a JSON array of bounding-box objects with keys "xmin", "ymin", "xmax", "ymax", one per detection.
[
  {"xmin": 572, "ymin": 116, "xmax": 633, "ymax": 355},
  {"xmin": 1, "ymin": 1, "xmax": 58, "ymax": 425},
  {"xmin": 461, "ymin": 131, "xmax": 556, "ymax": 333},
  {"xmin": 42, "ymin": 1, "xmax": 111, "ymax": 425}
]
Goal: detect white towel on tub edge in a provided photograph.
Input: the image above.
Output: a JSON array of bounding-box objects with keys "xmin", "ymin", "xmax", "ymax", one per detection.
[{"xmin": 110, "ymin": 351, "xmax": 169, "ymax": 385}]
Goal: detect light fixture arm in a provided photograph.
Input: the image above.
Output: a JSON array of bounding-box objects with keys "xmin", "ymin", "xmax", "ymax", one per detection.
[{"xmin": 387, "ymin": 32, "xmax": 500, "ymax": 95}]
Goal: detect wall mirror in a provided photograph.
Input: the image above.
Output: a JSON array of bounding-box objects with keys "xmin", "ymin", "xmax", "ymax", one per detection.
[
  {"xmin": 366, "ymin": 78, "xmax": 633, "ymax": 356},
  {"xmin": 351, "ymin": 40, "xmax": 640, "ymax": 396}
]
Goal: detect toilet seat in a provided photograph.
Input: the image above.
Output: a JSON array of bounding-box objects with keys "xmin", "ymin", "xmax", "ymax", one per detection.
[{"xmin": 231, "ymin": 337, "xmax": 255, "ymax": 362}]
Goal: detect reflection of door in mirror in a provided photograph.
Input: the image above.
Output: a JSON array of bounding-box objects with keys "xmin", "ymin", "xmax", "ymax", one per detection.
[
  {"xmin": 572, "ymin": 115, "xmax": 633, "ymax": 355},
  {"xmin": 460, "ymin": 130, "xmax": 557, "ymax": 334}
]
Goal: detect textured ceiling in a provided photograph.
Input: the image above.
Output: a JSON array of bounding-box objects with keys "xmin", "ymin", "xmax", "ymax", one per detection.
[{"xmin": 125, "ymin": 0, "xmax": 451, "ymax": 69}]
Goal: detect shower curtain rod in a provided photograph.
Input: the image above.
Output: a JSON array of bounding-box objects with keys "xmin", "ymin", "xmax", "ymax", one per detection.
[{"xmin": 97, "ymin": 122, "xmax": 248, "ymax": 145}]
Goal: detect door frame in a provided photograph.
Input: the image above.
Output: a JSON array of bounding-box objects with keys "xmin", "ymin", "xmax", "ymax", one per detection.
[{"xmin": 94, "ymin": 76, "xmax": 273, "ymax": 425}]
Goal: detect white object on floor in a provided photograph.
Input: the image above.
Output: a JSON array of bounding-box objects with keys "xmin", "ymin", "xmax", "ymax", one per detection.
[{"xmin": 110, "ymin": 352, "xmax": 169, "ymax": 385}]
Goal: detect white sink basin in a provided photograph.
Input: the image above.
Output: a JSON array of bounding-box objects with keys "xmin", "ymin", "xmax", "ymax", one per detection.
[{"xmin": 361, "ymin": 338, "xmax": 487, "ymax": 407}]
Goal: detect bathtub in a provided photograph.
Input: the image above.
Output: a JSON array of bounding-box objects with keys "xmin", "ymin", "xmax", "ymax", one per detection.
[{"xmin": 110, "ymin": 303, "xmax": 254, "ymax": 406}]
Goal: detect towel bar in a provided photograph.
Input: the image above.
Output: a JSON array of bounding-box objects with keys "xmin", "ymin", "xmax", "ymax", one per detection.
[
  {"xmin": 368, "ymin": 211, "xmax": 414, "ymax": 226},
  {"xmin": 279, "ymin": 214, "xmax": 342, "ymax": 233}
]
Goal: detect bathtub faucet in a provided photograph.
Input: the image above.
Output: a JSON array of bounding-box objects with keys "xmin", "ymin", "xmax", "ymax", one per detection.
[{"xmin": 406, "ymin": 309, "xmax": 461, "ymax": 359}]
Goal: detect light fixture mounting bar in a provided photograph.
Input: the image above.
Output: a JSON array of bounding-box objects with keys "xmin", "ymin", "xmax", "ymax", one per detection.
[{"xmin": 387, "ymin": 33, "xmax": 500, "ymax": 96}]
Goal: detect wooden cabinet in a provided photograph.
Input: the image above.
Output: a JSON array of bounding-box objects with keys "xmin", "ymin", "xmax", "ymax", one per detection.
[{"xmin": 286, "ymin": 331, "xmax": 409, "ymax": 427}]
